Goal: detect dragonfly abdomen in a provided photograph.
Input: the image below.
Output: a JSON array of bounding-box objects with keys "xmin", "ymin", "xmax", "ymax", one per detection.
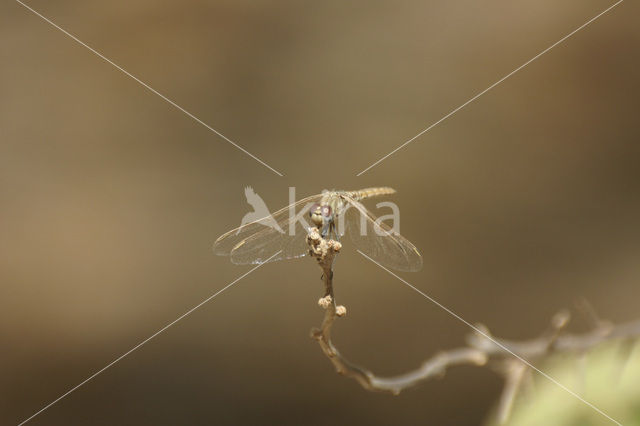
[{"xmin": 348, "ymin": 187, "xmax": 396, "ymax": 201}]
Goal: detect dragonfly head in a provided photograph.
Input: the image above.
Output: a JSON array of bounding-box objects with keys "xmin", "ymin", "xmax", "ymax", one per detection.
[{"xmin": 309, "ymin": 203, "xmax": 333, "ymax": 230}]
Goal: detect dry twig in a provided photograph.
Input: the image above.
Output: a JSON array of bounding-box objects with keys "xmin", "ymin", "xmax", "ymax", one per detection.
[{"xmin": 306, "ymin": 226, "xmax": 640, "ymax": 407}]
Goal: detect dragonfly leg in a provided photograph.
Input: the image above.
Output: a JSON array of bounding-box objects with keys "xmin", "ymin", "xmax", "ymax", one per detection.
[
  {"xmin": 324, "ymin": 221, "xmax": 339, "ymax": 241},
  {"xmin": 321, "ymin": 221, "xmax": 331, "ymax": 238}
]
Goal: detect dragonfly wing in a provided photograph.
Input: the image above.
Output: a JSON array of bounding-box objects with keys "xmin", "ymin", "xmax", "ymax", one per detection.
[
  {"xmin": 213, "ymin": 194, "xmax": 321, "ymax": 265},
  {"xmin": 343, "ymin": 195, "xmax": 423, "ymax": 272}
]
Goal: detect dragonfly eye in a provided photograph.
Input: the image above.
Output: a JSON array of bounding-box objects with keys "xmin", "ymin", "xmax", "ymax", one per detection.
[{"xmin": 309, "ymin": 203, "xmax": 324, "ymax": 228}]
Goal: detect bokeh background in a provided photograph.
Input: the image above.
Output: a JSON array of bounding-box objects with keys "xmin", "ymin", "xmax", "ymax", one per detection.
[{"xmin": 2, "ymin": 0, "xmax": 639, "ymax": 424}]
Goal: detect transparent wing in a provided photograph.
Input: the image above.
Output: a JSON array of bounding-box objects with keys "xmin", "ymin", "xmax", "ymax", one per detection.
[
  {"xmin": 343, "ymin": 195, "xmax": 423, "ymax": 272},
  {"xmin": 213, "ymin": 194, "xmax": 322, "ymax": 265}
]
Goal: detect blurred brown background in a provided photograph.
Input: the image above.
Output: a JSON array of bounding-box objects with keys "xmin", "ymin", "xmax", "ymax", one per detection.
[{"xmin": 1, "ymin": 0, "xmax": 639, "ymax": 425}]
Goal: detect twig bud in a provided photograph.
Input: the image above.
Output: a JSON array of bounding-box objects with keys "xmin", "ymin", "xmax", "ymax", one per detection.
[{"xmin": 318, "ymin": 295, "xmax": 332, "ymax": 309}]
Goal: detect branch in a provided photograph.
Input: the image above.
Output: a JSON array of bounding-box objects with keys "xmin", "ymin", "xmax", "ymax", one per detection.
[{"xmin": 306, "ymin": 227, "xmax": 640, "ymax": 400}]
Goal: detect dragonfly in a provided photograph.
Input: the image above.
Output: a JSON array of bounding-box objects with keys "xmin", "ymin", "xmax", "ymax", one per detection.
[{"xmin": 213, "ymin": 187, "xmax": 422, "ymax": 272}]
